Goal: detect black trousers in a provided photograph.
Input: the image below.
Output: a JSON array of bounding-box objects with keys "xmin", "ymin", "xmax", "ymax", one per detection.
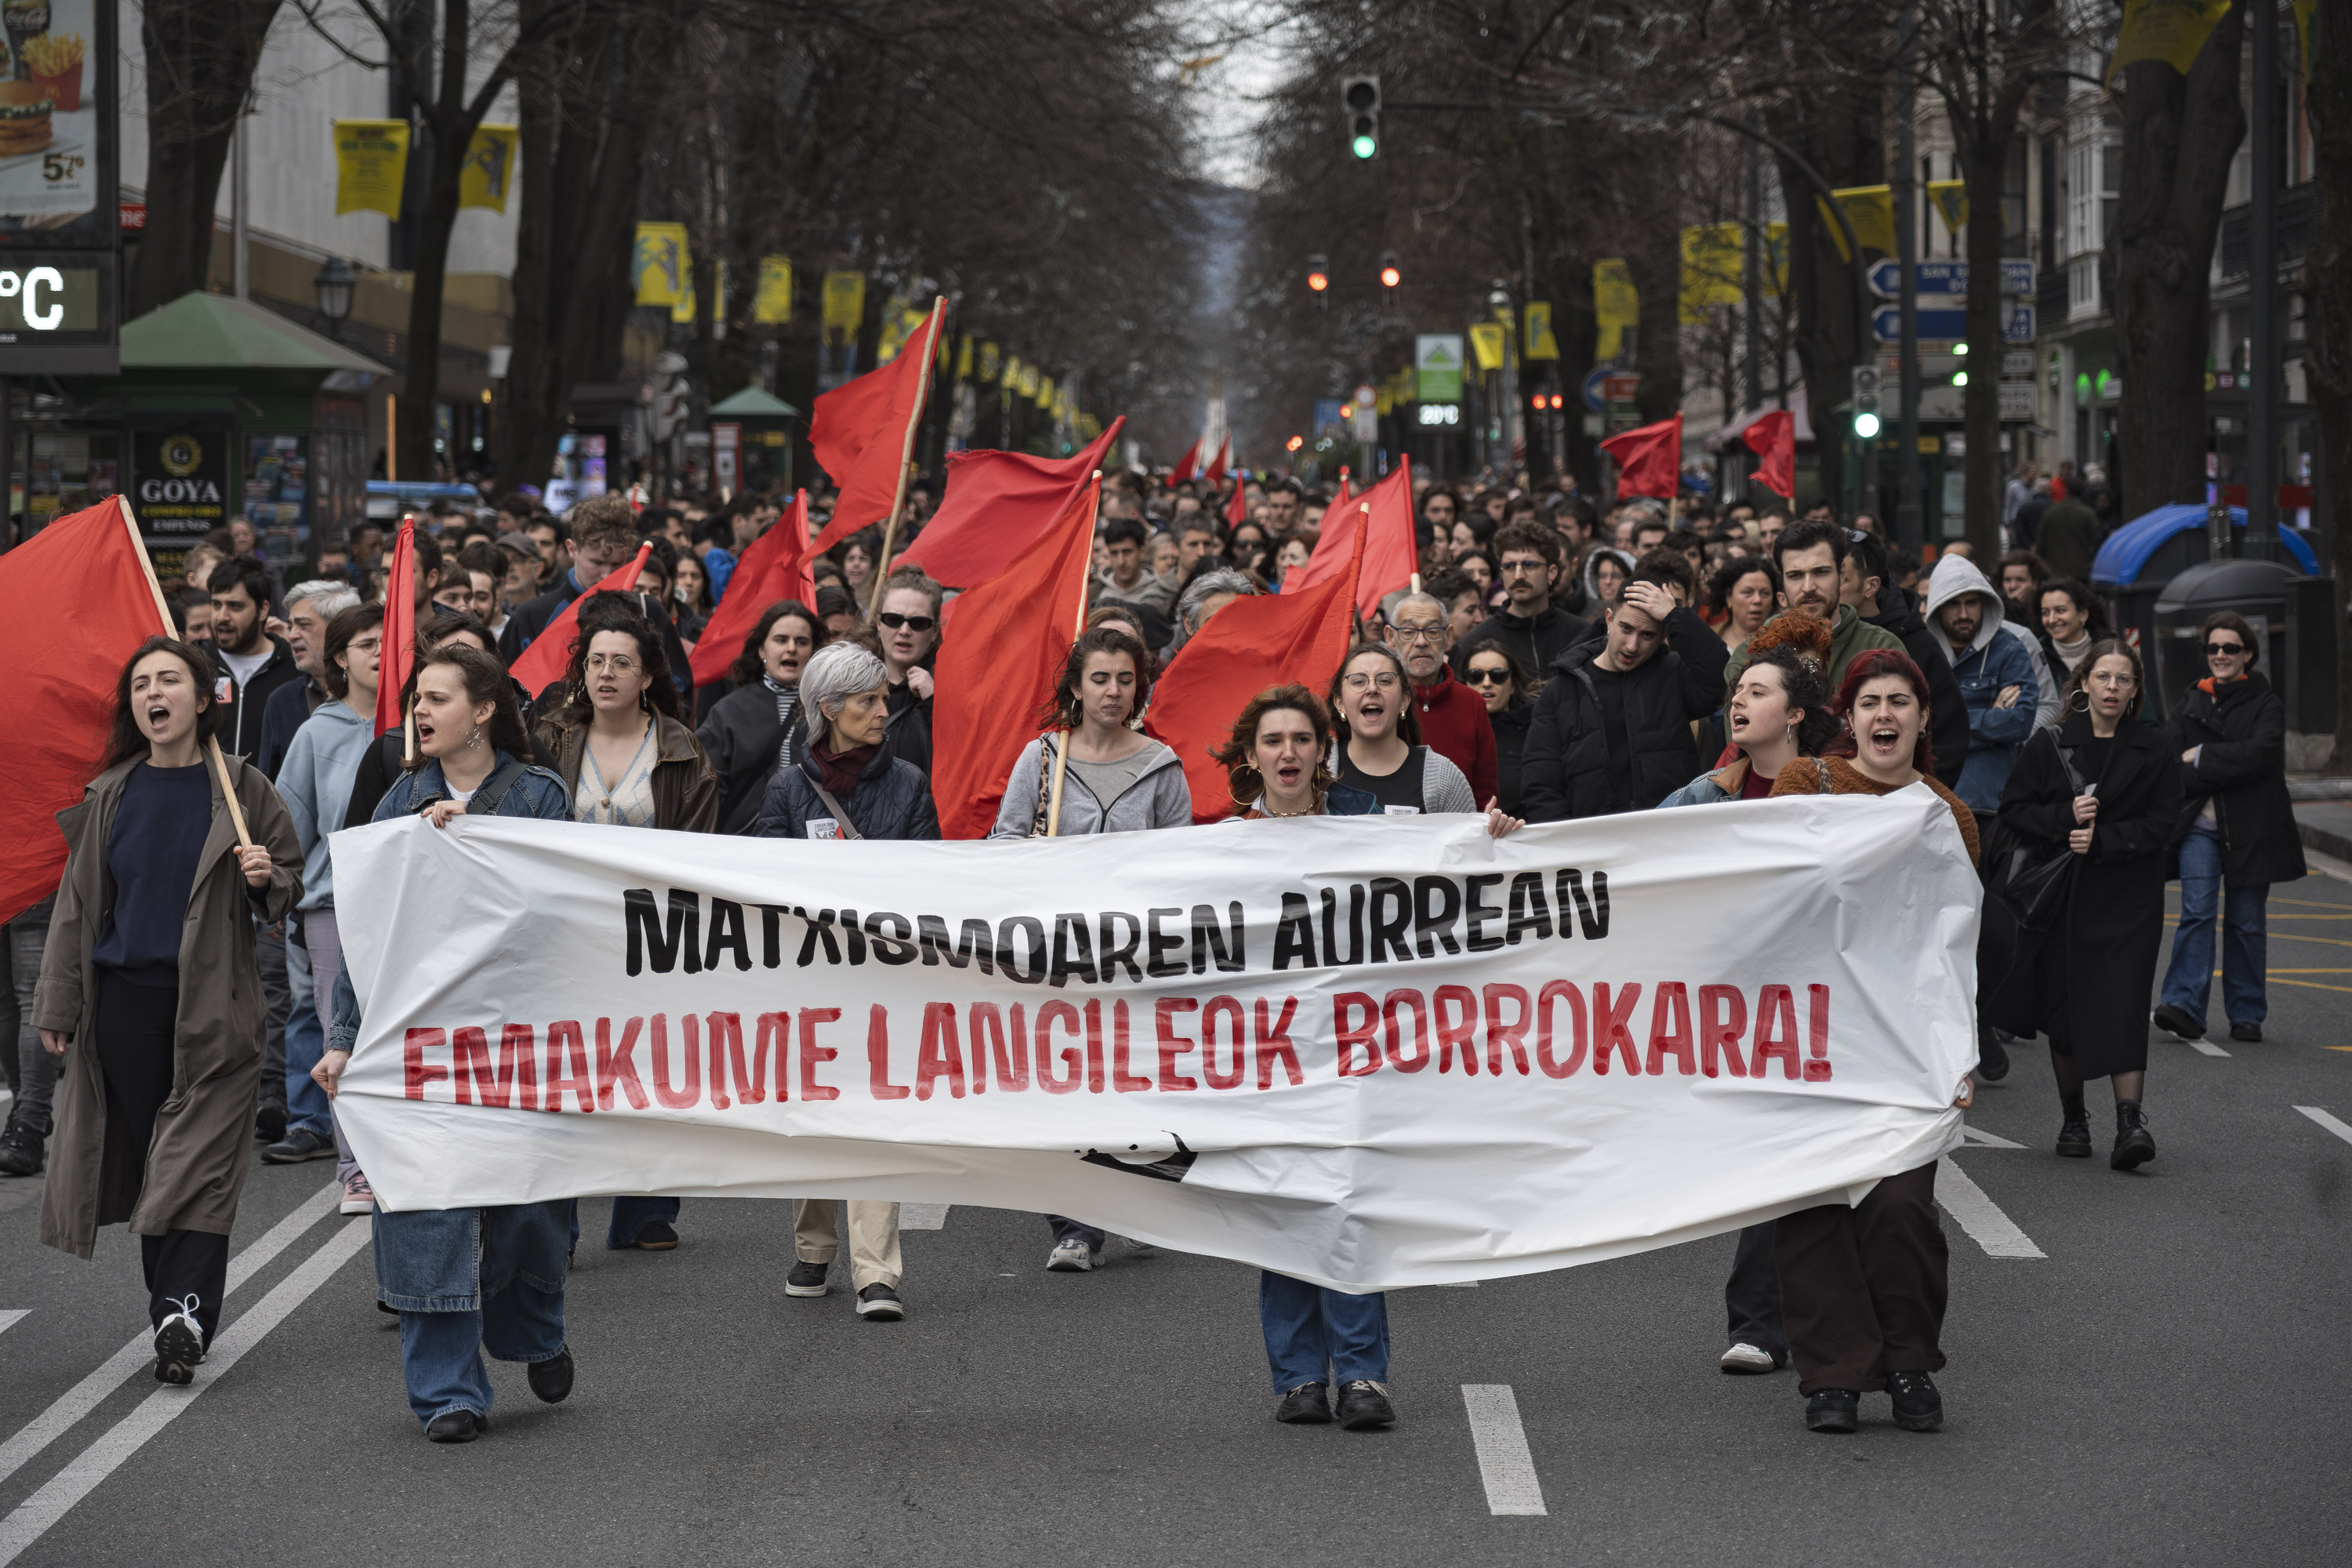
[
  {"xmin": 1773, "ymin": 1163, "xmax": 1948, "ymax": 1396},
  {"xmin": 95, "ymin": 970, "xmax": 229, "ymax": 1346},
  {"xmin": 1723, "ymin": 1221, "xmax": 1785, "ymax": 1356}
]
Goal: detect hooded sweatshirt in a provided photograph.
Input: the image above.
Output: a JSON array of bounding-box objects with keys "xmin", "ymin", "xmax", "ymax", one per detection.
[
  {"xmin": 274, "ymin": 699, "xmax": 374, "ymax": 909},
  {"xmin": 1922, "ymin": 555, "xmax": 2040, "ymax": 814}
]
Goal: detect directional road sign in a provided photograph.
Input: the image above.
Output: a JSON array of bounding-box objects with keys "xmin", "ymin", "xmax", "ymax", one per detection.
[
  {"xmin": 1874, "ymin": 303, "xmax": 2033, "ymax": 343},
  {"xmin": 1867, "ymin": 259, "xmax": 2035, "ymax": 299}
]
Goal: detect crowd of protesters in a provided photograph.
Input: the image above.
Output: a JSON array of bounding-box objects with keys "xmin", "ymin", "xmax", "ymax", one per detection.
[{"xmin": 0, "ymin": 448, "xmax": 2308, "ymax": 1447}]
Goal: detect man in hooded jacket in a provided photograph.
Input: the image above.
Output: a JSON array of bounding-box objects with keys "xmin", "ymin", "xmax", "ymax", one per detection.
[{"xmin": 1922, "ymin": 554, "xmax": 2040, "ymax": 818}]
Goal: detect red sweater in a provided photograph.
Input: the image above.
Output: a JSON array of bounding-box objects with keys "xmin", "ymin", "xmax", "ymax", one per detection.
[{"xmin": 1413, "ymin": 666, "xmax": 1498, "ymax": 809}]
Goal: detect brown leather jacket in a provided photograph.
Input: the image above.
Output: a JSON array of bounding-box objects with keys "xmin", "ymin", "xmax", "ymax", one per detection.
[{"xmin": 536, "ymin": 711, "xmax": 720, "ymax": 833}]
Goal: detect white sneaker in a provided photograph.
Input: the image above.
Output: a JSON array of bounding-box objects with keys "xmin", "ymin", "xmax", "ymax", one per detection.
[
  {"xmin": 1719, "ymin": 1341, "xmax": 1780, "ymax": 1374},
  {"xmin": 340, "ymin": 1173, "xmax": 376, "ymax": 1215},
  {"xmin": 1046, "ymin": 1237, "xmax": 1098, "ymax": 1272},
  {"xmin": 154, "ymin": 1295, "xmax": 205, "ymax": 1385}
]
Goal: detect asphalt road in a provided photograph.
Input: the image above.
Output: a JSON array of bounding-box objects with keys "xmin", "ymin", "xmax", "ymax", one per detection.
[{"xmin": 3, "ymin": 871, "xmax": 2350, "ymax": 1567}]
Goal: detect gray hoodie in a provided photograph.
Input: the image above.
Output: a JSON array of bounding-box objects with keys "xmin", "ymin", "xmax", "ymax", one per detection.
[
  {"xmin": 1922, "ymin": 554, "xmax": 2060, "ymax": 730},
  {"xmin": 274, "ymin": 699, "xmax": 373, "ymax": 909},
  {"xmin": 988, "ymin": 735, "xmax": 1193, "ymax": 837}
]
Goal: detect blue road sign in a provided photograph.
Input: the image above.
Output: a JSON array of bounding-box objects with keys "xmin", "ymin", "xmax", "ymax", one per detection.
[
  {"xmin": 1868, "ymin": 259, "xmax": 2036, "ymax": 299},
  {"xmin": 1873, "ymin": 303, "xmax": 2034, "ymax": 343},
  {"xmin": 1581, "ymin": 365, "xmax": 1613, "ymax": 414}
]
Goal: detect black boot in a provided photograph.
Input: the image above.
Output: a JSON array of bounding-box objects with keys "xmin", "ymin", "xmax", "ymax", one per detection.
[
  {"xmin": 1976, "ymin": 1024, "xmax": 2010, "ymax": 1082},
  {"xmin": 2055, "ymin": 1094, "xmax": 2091, "ymax": 1159},
  {"xmin": 0, "ymin": 1112, "xmax": 43, "ymax": 1178},
  {"xmin": 2111, "ymin": 1100, "xmax": 2156, "ymax": 1171}
]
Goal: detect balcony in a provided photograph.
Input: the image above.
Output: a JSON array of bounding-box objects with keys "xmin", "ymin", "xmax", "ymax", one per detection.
[{"xmin": 2220, "ymin": 181, "xmax": 2319, "ymax": 280}]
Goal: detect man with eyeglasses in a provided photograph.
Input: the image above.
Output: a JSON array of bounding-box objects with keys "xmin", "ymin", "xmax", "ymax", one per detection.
[
  {"xmin": 1451, "ymin": 521, "xmax": 1592, "ymax": 677},
  {"xmin": 1386, "ymin": 592, "xmax": 1497, "ymax": 808}
]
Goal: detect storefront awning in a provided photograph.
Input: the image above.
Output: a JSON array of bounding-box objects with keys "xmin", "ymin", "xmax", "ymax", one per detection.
[{"xmin": 118, "ymin": 292, "xmax": 393, "ymax": 383}]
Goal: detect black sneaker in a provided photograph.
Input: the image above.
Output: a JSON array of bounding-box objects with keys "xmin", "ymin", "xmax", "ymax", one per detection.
[
  {"xmin": 425, "ymin": 1409, "xmax": 485, "ymax": 1443},
  {"xmin": 2230, "ymin": 1022, "xmax": 2263, "ymax": 1043},
  {"xmin": 1336, "ymin": 1380, "xmax": 1396, "ymax": 1430},
  {"xmin": 153, "ymin": 1298, "xmax": 205, "ymax": 1386},
  {"xmin": 2112, "ymin": 1103, "xmax": 2156, "ymax": 1171},
  {"xmin": 855, "ymin": 1283, "xmax": 905, "ymax": 1320},
  {"xmin": 630, "ymin": 1219, "xmax": 679, "ymax": 1250},
  {"xmin": 254, "ymin": 1101, "xmax": 289, "ymax": 1143},
  {"xmin": 1976, "ymin": 1029, "xmax": 2010, "ymax": 1082},
  {"xmin": 1275, "ymin": 1381, "xmax": 1332, "ymax": 1424},
  {"xmin": 527, "ymin": 1346, "xmax": 574, "ymax": 1403},
  {"xmin": 0, "ymin": 1119, "xmax": 44, "ymax": 1178},
  {"xmin": 1887, "ymin": 1370, "xmax": 1943, "ymax": 1432},
  {"xmin": 2151, "ymin": 1003, "xmax": 2205, "ymax": 1042},
  {"xmin": 1805, "ymin": 1388, "xmax": 1860, "ymax": 1432},
  {"xmin": 2056, "ymin": 1112, "xmax": 2092, "ymax": 1159},
  {"xmin": 785, "ymin": 1259, "xmax": 830, "ymax": 1298},
  {"xmin": 260, "ymin": 1127, "xmax": 337, "ymax": 1164}
]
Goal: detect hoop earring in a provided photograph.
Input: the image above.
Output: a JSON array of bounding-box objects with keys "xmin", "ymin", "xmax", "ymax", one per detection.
[{"xmin": 2067, "ymin": 688, "xmax": 2090, "ymax": 713}]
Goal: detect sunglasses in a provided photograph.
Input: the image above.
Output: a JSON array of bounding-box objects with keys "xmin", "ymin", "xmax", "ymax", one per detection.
[
  {"xmin": 2204, "ymin": 641, "xmax": 2247, "ymax": 656},
  {"xmin": 1464, "ymin": 667, "xmax": 1512, "ymax": 684},
  {"xmin": 877, "ymin": 612, "xmax": 936, "ymax": 632}
]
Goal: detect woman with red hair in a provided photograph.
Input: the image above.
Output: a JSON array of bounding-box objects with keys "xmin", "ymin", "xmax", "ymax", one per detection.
[{"xmin": 1764, "ymin": 648, "xmax": 1978, "ymax": 1436}]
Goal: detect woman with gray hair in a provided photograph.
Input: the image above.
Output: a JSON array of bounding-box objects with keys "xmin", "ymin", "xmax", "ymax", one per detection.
[
  {"xmin": 1166, "ymin": 568, "xmax": 1257, "ymax": 657},
  {"xmin": 753, "ymin": 639, "xmax": 935, "ymax": 1323}
]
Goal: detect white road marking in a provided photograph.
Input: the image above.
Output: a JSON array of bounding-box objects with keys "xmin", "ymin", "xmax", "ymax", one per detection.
[
  {"xmin": 2184, "ymin": 1037, "xmax": 2231, "ymax": 1057},
  {"xmin": 1960, "ymin": 1124, "xmax": 2027, "ymax": 1149},
  {"xmin": 1433, "ymin": 1281, "xmax": 1480, "ymax": 1288},
  {"xmin": 1934, "ymin": 1160, "xmax": 2045, "ymax": 1259},
  {"xmin": 898, "ymin": 1203, "xmax": 949, "ymax": 1230},
  {"xmin": 0, "ymin": 1217, "xmax": 371, "ymax": 1566},
  {"xmin": 0, "ymin": 1312, "xmax": 25, "ymax": 1338},
  {"xmin": 2294, "ymin": 1105, "xmax": 2352, "ymax": 1146},
  {"xmin": 1460, "ymin": 1384, "xmax": 1548, "ymax": 1515},
  {"xmin": 0, "ymin": 1181, "xmax": 342, "ymax": 1490}
]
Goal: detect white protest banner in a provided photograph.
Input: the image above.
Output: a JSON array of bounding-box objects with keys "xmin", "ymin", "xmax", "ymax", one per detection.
[{"xmin": 330, "ymin": 789, "xmax": 1978, "ymax": 1291}]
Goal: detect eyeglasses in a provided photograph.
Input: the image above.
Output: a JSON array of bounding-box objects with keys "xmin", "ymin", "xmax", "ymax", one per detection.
[
  {"xmin": 1342, "ymin": 672, "xmax": 1402, "ymax": 691},
  {"xmin": 584, "ymin": 653, "xmax": 640, "ymax": 674},
  {"xmin": 877, "ymin": 612, "xmax": 936, "ymax": 632},
  {"xmin": 2203, "ymin": 641, "xmax": 2246, "ymax": 657},
  {"xmin": 1464, "ymin": 667, "xmax": 1512, "ymax": 684},
  {"xmin": 1392, "ymin": 623, "xmax": 1446, "ymax": 643},
  {"xmin": 1498, "ymin": 558, "xmax": 1546, "ymax": 575}
]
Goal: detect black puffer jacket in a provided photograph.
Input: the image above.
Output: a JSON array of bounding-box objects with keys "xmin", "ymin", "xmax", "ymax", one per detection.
[
  {"xmin": 2164, "ymin": 673, "xmax": 2307, "ymax": 886},
  {"xmin": 755, "ymin": 740, "xmax": 941, "ymax": 841},
  {"xmin": 698, "ymin": 679, "xmax": 800, "ymax": 835},
  {"xmin": 1521, "ymin": 606, "xmax": 1729, "ymax": 821}
]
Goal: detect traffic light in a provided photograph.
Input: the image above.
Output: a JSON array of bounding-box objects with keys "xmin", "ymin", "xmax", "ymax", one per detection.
[
  {"xmin": 1306, "ymin": 253, "xmax": 1330, "ymax": 296},
  {"xmin": 1851, "ymin": 364, "xmax": 1882, "ymax": 440},
  {"xmin": 1378, "ymin": 251, "xmax": 1401, "ymax": 289},
  {"xmin": 1342, "ymin": 76, "xmax": 1381, "ymax": 159}
]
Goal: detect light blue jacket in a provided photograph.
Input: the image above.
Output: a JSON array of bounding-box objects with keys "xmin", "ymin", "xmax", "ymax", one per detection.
[{"xmin": 275, "ymin": 699, "xmax": 372, "ymax": 910}]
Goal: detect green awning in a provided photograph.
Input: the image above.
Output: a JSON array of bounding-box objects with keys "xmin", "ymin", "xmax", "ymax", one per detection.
[
  {"xmin": 118, "ymin": 292, "xmax": 393, "ymax": 377},
  {"xmin": 708, "ymin": 385, "xmax": 799, "ymax": 417}
]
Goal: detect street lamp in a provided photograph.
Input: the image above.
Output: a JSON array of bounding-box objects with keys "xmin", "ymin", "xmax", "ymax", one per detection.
[{"xmin": 314, "ymin": 256, "xmax": 354, "ymax": 336}]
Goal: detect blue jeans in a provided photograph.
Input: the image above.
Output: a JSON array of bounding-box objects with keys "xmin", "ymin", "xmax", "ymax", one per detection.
[
  {"xmin": 282, "ymin": 928, "xmax": 332, "ymax": 1139},
  {"xmin": 396, "ymin": 1280, "xmax": 567, "ymax": 1428},
  {"xmin": 2161, "ymin": 826, "xmax": 2270, "ymax": 1026},
  {"xmin": 606, "ymin": 1196, "xmax": 681, "ymax": 1248},
  {"xmin": 376, "ymin": 1200, "xmax": 572, "ymax": 1428},
  {"xmin": 1259, "ymin": 1271, "xmax": 1389, "ymax": 1391}
]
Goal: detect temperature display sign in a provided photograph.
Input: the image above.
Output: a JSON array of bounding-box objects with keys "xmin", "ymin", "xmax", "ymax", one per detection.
[{"xmin": 0, "ymin": 249, "xmax": 111, "ymax": 369}]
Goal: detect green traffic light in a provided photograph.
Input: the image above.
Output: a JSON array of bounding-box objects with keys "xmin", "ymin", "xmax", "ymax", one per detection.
[
  {"xmin": 1352, "ymin": 134, "xmax": 1377, "ymax": 159},
  {"xmin": 1853, "ymin": 412, "xmax": 1882, "ymax": 439}
]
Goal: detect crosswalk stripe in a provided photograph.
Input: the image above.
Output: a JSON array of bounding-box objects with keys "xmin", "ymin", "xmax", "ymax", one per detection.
[
  {"xmin": 0, "ymin": 1312, "xmax": 25, "ymax": 1338},
  {"xmin": 2293, "ymin": 1105, "xmax": 2352, "ymax": 1146},
  {"xmin": 1934, "ymin": 1160, "xmax": 2045, "ymax": 1258},
  {"xmin": 1461, "ymin": 1384, "xmax": 1547, "ymax": 1515},
  {"xmin": 898, "ymin": 1203, "xmax": 950, "ymax": 1230}
]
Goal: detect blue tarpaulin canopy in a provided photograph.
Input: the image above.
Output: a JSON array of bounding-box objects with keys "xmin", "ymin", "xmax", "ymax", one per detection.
[{"xmin": 2090, "ymin": 503, "xmax": 2318, "ymax": 585}]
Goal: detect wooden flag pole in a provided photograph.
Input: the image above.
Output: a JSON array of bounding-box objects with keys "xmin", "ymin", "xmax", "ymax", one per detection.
[
  {"xmin": 1043, "ymin": 474, "xmax": 1102, "ymax": 839},
  {"xmin": 865, "ymin": 299, "xmax": 949, "ymax": 622},
  {"xmin": 114, "ymin": 496, "xmax": 254, "ymax": 848}
]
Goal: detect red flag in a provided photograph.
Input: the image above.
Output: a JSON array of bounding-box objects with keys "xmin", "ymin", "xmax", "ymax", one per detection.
[
  {"xmin": 1282, "ymin": 457, "xmax": 1417, "ymax": 619},
  {"xmin": 806, "ymin": 299, "xmax": 944, "ymax": 558},
  {"xmin": 1600, "ymin": 413, "xmax": 1682, "ymax": 500},
  {"xmin": 1143, "ymin": 518, "xmax": 1367, "ymax": 822},
  {"xmin": 928, "ymin": 477, "xmax": 1099, "ymax": 839},
  {"xmin": 688, "ymin": 492, "xmax": 814, "ymax": 687},
  {"xmin": 894, "ymin": 418, "xmax": 1124, "ymax": 590},
  {"xmin": 507, "ymin": 543, "xmax": 654, "ymax": 699},
  {"xmin": 1170, "ymin": 437, "xmax": 1200, "ymax": 485},
  {"xmin": 1225, "ymin": 471, "xmax": 1250, "ymax": 528},
  {"xmin": 1327, "ymin": 473, "xmax": 1351, "ymax": 515},
  {"xmin": 374, "ymin": 519, "xmax": 417, "ymax": 735},
  {"xmin": 1203, "ymin": 434, "xmax": 1231, "ymax": 482},
  {"xmin": 0, "ymin": 497, "xmax": 176, "ymax": 924},
  {"xmin": 1740, "ymin": 409, "xmax": 1796, "ymax": 499}
]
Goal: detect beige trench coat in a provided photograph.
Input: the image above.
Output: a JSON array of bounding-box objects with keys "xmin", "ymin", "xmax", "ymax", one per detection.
[{"xmin": 32, "ymin": 752, "xmax": 303, "ymax": 1259}]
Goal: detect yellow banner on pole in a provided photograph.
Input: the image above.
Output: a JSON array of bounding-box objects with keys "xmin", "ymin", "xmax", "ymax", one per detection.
[
  {"xmin": 1679, "ymin": 224, "xmax": 1745, "ymax": 321},
  {"xmin": 2296, "ymin": 0, "xmax": 2318, "ymax": 71},
  {"xmin": 1468, "ymin": 322, "xmax": 1506, "ymax": 372},
  {"xmin": 333, "ymin": 119, "xmax": 410, "ymax": 219},
  {"xmin": 1002, "ymin": 354, "xmax": 1022, "ymax": 390},
  {"xmin": 2107, "ymin": 0, "xmax": 2235, "ymax": 84},
  {"xmin": 1926, "ymin": 180, "xmax": 1969, "ymax": 233},
  {"xmin": 1816, "ymin": 186, "xmax": 1896, "ymax": 263},
  {"xmin": 822, "ymin": 272, "xmax": 866, "ymax": 334},
  {"xmin": 458, "ymin": 124, "xmax": 517, "ymax": 212},
  {"xmin": 955, "ymin": 335, "xmax": 974, "ymax": 379},
  {"xmin": 753, "ymin": 257, "xmax": 793, "ymax": 325},
  {"xmin": 876, "ymin": 297, "xmax": 926, "ymax": 362},
  {"xmin": 978, "ymin": 342, "xmax": 1001, "ymax": 383},
  {"xmin": 1523, "ymin": 301, "xmax": 1560, "ymax": 361},
  {"xmin": 1594, "ymin": 259, "xmax": 1639, "ymax": 362},
  {"xmin": 1039, "ymin": 374, "xmax": 1056, "ymax": 408},
  {"xmin": 1018, "ymin": 362, "xmax": 1040, "ymax": 397},
  {"xmin": 633, "ymin": 223, "xmax": 689, "ymax": 307}
]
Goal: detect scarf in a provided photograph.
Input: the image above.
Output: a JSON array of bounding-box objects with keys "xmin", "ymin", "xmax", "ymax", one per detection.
[
  {"xmin": 763, "ymin": 675, "xmax": 802, "ymax": 771},
  {"xmin": 811, "ymin": 735, "xmax": 877, "ymax": 799},
  {"xmin": 2052, "ymin": 628, "xmax": 2094, "ymax": 676}
]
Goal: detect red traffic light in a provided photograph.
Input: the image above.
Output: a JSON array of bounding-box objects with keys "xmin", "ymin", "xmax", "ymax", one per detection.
[
  {"xmin": 1286, "ymin": 434, "xmax": 1305, "ymax": 452},
  {"xmin": 1379, "ymin": 264, "xmax": 1401, "ymax": 288},
  {"xmin": 1548, "ymin": 394, "xmax": 1564, "ymax": 409},
  {"xmin": 1530, "ymin": 393, "xmax": 1545, "ymax": 410},
  {"xmin": 1306, "ymin": 270, "xmax": 1329, "ymax": 292}
]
